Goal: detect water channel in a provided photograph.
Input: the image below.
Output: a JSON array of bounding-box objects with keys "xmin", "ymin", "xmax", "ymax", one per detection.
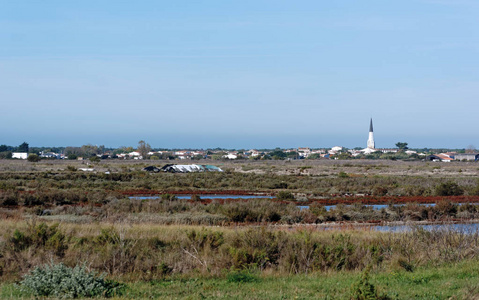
[
  {"xmin": 129, "ymin": 195, "xmax": 479, "ymax": 232},
  {"xmin": 130, "ymin": 195, "xmax": 274, "ymax": 200}
]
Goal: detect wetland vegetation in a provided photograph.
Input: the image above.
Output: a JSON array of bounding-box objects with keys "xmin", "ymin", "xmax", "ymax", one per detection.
[{"xmin": 0, "ymin": 159, "xmax": 478, "ymax": 298}]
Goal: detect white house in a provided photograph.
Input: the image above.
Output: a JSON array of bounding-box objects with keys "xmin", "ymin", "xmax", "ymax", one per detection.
[
  {"xmin": 331, "ymin": 146, "xmax": 343, "ymax": 152},
  {"xmin": 249, "ymin": 150, "xmax": 260, "ymax": 157},
  {"xmin": 12, "ymin": 152, "xmax": 28, "ymax": 159},
  {"xmin": 360, "ymin": 148, "xmax": 377, "ymax": 154}
]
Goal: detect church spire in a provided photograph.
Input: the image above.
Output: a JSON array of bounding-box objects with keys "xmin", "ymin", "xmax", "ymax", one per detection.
[{"xmin": 367, "ymin": 118, "xmax": 375, "ymax": 149}]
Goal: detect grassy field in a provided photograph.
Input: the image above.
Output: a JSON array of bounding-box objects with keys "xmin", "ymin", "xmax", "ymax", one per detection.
[
  {"xmin": 116, "ymin": 260, "xmax": 479, "ymax": 299},
  {"xmin": 1, "ymin": 221, "xmax": 479, "ymax": 295},
  {"xmin": 2, "ymin": 259, "xmax": 479, "ymax": 299}
]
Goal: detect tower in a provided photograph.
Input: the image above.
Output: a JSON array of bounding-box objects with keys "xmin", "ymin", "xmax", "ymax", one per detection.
[{"xmin": 367, "ymin": 118, "xmax": 375, "ymax": 149}]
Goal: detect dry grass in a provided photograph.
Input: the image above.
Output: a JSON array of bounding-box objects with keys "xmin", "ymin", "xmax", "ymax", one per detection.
[{"xmin": 1, "ymin": 219, "xmax": 479, "ymax": 282}]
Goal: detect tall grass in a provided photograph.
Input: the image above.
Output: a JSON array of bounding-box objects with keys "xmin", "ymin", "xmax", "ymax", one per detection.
[{"xmin": 1, "ymin": 221, "xmax": 478, "ymax": 281}]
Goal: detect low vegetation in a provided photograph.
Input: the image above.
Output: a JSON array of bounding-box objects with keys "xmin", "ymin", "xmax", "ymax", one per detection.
[
  {"xmin": 0, "ymin": 221, "xmax": 478, "ymax": 298},
  {"xmin": 0, "ymin": 160, "xmax": 478, "ymax": 198},
  {"xmin": 0, "ymin": 160, "xmax": 478, "ymax": 298},
  {"xmin": 20, "ymin": 262, "xmax": 123, "ymax": 298},
  {"xmin": 0, "ymin": 221, "xmax": 478, "ymax": 280}
]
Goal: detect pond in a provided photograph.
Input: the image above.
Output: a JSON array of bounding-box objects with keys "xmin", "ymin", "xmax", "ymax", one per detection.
[{"xmin": 298, "ymin": 203, "xmax": 437, "ymax": 211}]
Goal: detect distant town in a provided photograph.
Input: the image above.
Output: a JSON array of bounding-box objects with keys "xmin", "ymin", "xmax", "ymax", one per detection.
[
  {"xmin": 1, "ymin": 142, "xmax": 478, "ymax": 162},
  {"xmin": 2, "ymin": 119, "xmax": 478, "ymax": 162}
]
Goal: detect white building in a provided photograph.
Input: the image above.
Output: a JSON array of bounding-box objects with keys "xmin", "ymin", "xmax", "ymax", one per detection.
[
  {"xmin": 249, "ymin": 149, "xmax": 260, "ymax": 157},
  {"xmin": 12, "ymin": 152, "xmax": 28, "ymax": 159}
]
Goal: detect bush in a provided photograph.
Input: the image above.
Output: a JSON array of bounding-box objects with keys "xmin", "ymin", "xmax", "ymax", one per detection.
[
  {"xmin": 435, "ymin": 182, "xmax": 464, "ymax": 196},
  {"xmin": 27, "ymin": 154, "xmax": 40, "ymax": 162},
  {"xmin": 9, "ymin": 223, "xmax": 68, "ymax": 256},
  {"xmin": 89, "ymin": 156, "xmax": 100, "ymax": 163},
  {"xmin": 20, "ymin": 262, "xmax": 124, "ymax": 298},
  {"xmin": 434, "ymin": 200, "xmax": 457, "ymax": 217},
  {"xmin": 1, "ymin": 192, "xmax": 19, "ymax": 206},
  {"xmin": 276, "ymin": 191, "xmax": 295, "ymax": 200},
  {"xmin": 161, "ymin": 194, "xmax": 178, "ymax": 201},
  {"xmin": 226, "ymin": 270, "xmax": 259, "ymax": 283},
  {"xmin": 350, "ymin": 266, "xmax": 392, "ymax": 300},
  {"xmin": 67, "ymin": 166, "xmax": 77, "ymax": 172}
]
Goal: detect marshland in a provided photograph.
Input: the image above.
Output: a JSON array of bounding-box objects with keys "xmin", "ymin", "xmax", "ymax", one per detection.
[{"xmin": 1, "ymin": 158, "xmax": 479, "ymax": 299}]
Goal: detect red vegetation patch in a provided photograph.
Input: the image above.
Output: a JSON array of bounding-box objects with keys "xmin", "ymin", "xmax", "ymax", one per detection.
[{"xmin": 118, "ymin": 189, "xmax": 273, "ymax": 197}]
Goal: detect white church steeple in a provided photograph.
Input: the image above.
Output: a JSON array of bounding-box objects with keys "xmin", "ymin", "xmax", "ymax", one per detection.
[{"xmin": 367, "ymin": 118, "xmax": 375, "ymax": 149}]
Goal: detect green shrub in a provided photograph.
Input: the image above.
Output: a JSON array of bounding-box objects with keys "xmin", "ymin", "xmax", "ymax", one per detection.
[
  {"xmin": 434, "ymin": 182, "xmax": 464, "ymax": 196},
  {"xmin": 161, "ymin": 194, "xmax": 178, "ymax": 201},
  {"xmin": 276, "ymin": 191, "xmax": 295, "ymax": 200},
  {"xmin": 67, "ymin": 166, "xmax": 77, "ymax": 172},
  {"xmin": 20, "ymin": 262, "xmax": 124, "ymax": 298},
  {"xmin": 350, "ymin": 266, "xmax": 392, "ymax": 300},
  {"xmin": 89, "ymin": 156, "xmax": 101, "ymax": 163},
  {"xmin": 9, "ymin": 223, "xmax": 67, "ymax": 256},
  {"xmin": 27, "ymin": 154, "xmax": 40, "ymax": 162},
  {"xmin": 226, "ymin": 270, "xmax": 259, "ymax": 283}
]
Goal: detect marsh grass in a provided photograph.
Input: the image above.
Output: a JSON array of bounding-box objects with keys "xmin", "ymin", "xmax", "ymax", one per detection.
[
  {"xmin": 1, "ymin": 159, "xmax": 478, "ymax": 198},
  {"xmin": 1, "ymin": 221, "xmax": 479, "ymax": 283},
  {"xmin": 3, "ymin": 259, "xmax": 477, "ymax": 299}
]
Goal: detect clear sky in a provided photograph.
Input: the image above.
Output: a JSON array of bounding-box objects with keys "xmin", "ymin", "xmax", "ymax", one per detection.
[{"xmin": 1, "ymin": 1, "xmax": 478, "ymax": 149}]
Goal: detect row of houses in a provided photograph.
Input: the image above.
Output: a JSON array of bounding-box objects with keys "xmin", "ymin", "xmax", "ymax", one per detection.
[
  {"xmin": 10, "ymin": 149, "xmax": 479, "ymax": 162},
  {"xmin": 426, "ymin": 152, "xmax": 479, "ymax": 162}
]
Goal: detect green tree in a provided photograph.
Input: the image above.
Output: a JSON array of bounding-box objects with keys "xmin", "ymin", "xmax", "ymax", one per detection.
[
  {"xmin": 0, "ymin": 151, "xmax": 12, "ymax": 159},
  {"xmin": 67, "ymin": 154, "xmax": 78, "ymax": 160},
  {"xmin": 89, "ymin": 155, "xmax": 100, "ymax": 163},
  {"xmin": 64, "ymin": 147, "xmax": 81, "ymax": 157},
  {"xmin": 335, "ymin": 152, "xmax": 351, "ymax": 160},
  {"xmin": 395, "ymin": 142, "xmax": 408, "ymax": 150},
  {"xmin": 80, "ymin": 144, "xmax": 99, "ymax": 157},
  {"xmin": 269, "ymin": 149, "xmax": 286, "ymax": 160},
  {"xmin": 286, "ymin": 151, "xmax": 298, "ymax": 159},
  {"xmin": 18, "ymin": 142, "xmax": 29, "ymax": 153},
  {"xmin": 137, "ymin": 140, "xmax": 151, "ymax": 159}
]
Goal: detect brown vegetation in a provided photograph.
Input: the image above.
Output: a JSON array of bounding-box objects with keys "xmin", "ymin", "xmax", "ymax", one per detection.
[{"xmin": 1, "ymin": 221, "xmax": 478, "ymax": 281}]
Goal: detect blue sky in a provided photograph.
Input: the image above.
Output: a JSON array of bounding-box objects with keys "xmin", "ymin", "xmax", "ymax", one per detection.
[{"xmin": 1, "ymin": 0, "xmax": 478, "ymax": 149}]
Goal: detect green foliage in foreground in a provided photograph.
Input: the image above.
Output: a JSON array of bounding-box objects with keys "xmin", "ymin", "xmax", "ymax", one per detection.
[
  {"xmin": 350, "ymin": 266, "xmax": 392, "ymax": 300},
  {"xmin": 19, "ymin": 262, "xmax": 124, "ymax": 298},
  {"xmin": 108, "ymin": 259, "xmax": 479, "ymax": 299},
  {"xmin": 3, "ymin": 259, "xmax": 478, "ymax": 299}
]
